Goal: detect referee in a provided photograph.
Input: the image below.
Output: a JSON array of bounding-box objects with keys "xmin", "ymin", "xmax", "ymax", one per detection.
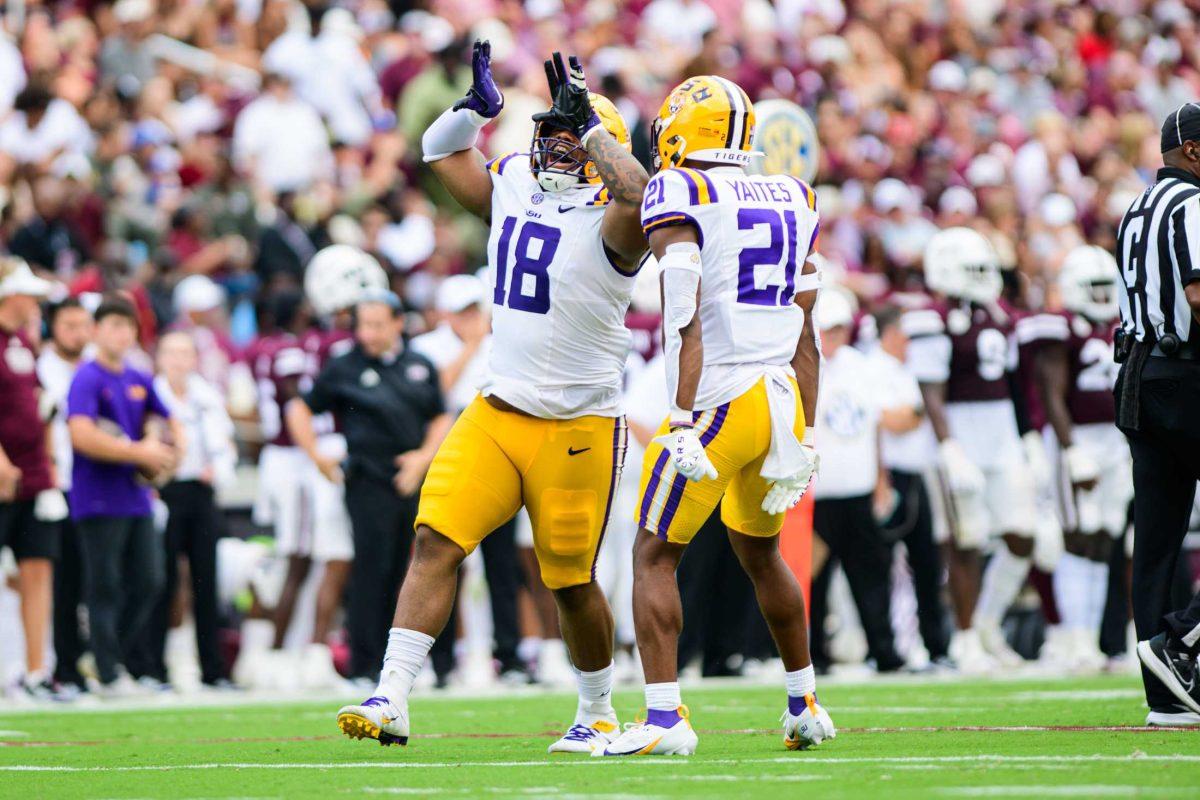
[{"xmin": 1116, "ymin": 103, "xmax": 1200, "ymax": 726}]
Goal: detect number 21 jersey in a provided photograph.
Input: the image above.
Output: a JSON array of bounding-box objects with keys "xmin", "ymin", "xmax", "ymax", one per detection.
[
  {"xmin": 481, "ymin": 153, "xmax": 637, "ymax": 420},
  {"xmin": 641, "ymin": 166, "xmax": 819, "ymax": 409}
]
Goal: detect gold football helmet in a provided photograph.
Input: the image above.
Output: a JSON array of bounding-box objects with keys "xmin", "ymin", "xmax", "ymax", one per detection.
[
  {"xmin": 652, "ymin": 76, "xmax": 756, "ymax": 171},
  {"xmin": 530, "ymin": 93, "xmax": 630, "ymax": 193}
]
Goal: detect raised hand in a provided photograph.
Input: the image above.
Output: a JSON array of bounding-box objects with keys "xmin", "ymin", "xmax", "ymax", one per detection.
[
  {"xmin": 531, "ymin": 52, "xmax": 601, "ymax": 142},
  {"xmin": 453, "ymin": 40, "xmax": 504, "ymax": 118}
]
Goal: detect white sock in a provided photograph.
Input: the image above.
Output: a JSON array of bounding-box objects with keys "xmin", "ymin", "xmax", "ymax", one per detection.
[
  {"xmin": 785, "ymin": 665, "xmax": 816, "ymax": 697},
  {"xmin": 645, "ymin": 681, "xmax": 682, "ymax": 711},
  {"xmin": 375, "ymin": 628, "xmax": 435, "ymax": 704},
  {"xmin": 1087, "ymin": 559, "xmax": 1110, "ymax": 634},
  {"xmin": 1052, "ymin": 552, "xmax": 1092, "ymax": 631},
  {"xmin": 973, "ymin": 549, "xmax": 1031, "ymax": 627},
  {"xmin": 576, "ymin": 662, "xmax": 615, "ymax": 717}
]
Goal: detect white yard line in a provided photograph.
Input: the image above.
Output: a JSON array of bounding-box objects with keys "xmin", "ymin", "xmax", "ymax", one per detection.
[
  {"xmin": 3, "ymin": 754, "xmax": 1200, "ymax": 773},
  {"xmin": 938, "ymin": 787, "xmax": 1194, "ymax": 797}
]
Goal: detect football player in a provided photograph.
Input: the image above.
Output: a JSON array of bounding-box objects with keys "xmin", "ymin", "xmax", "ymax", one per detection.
[
  {"xmin": 597, "ymin": 75, "xmax": 832, "ymax": 757},
  {"xmin": 1031, "ymin": 245, "xmax": 1127, "ymax": 671},
  {"xmin": 336, "ymin": 45, "xmax": 648, "ymax": 753},
  {"xmin": 907, "ymin": 227, "xmax": 1040, "ymax": 670}
]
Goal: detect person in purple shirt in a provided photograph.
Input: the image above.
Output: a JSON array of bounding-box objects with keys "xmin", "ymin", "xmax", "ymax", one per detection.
[{"xmin": 66, "ymin": 295, "xmax": 182, "ymax": 694}]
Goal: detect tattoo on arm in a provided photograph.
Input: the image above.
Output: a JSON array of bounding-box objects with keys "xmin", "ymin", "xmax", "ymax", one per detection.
[{"xmin": 585, "ymin": 129, "xmax": 649, "ymax": 205}]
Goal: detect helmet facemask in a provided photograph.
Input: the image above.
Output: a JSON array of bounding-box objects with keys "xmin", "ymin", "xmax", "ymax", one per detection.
[
  {"xmin": 531, "ymin": 122, "xmax": 590, "ymax": 193},
  {"xmin": 960, "ymin": 260, "xmax": 1003, "ymax": 305}
]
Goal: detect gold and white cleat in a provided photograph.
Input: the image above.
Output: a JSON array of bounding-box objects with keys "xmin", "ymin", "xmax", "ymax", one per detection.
[
  {"xmin": 783, "ymin": 694, "xmax": 836, "ymax": 750},
  {"xmin": 336, "ymin": 695, "xmax": 409, "ymax": 746},
  {"xmin": 547, "ymin": 716, "xmax": 619, "ymax": 754},
  {"xmin": 594, "ymin": 706, "xmax": 698, "ymax": 756}
]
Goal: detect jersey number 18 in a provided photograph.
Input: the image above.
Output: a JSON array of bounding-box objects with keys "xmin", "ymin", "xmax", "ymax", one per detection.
[{"xmin": 494, "ymin": 216, "xmax": 559, "ymax": 315}]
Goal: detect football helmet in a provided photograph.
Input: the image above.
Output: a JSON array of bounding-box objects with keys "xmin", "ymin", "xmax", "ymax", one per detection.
[
  {"xmin": 304, "ymin": 244, "xmax": 388, "ymax": 317},
  {"xmin": 652, "ymin": 75, "xmax": 757, "ymax": 171},
  {"xmin": 530, "ymin": 93, "xmax": 629, "ymax": 193},
  {"xmin": 923, "ymin": 227, "xmax": 1002, "ymax": 305},
  {"xmin": 1059, "ymin": 244, "xmax": 1119, "ymax": 322}
]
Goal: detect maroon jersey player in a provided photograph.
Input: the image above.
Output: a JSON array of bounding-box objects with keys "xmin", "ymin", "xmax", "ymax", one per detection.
[
  {"xmin": 1030, "ymin": 245, "xmax": 1128, "ymax": 670},
  {"xmin": 907, "ymin": 227, "xmax": 1038, "ymax": 672}
]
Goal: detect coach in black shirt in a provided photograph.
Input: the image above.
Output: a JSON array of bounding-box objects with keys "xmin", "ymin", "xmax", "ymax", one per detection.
[
  {"xmin": 288, "ymin": 290, "xmax": 452, "ymax": 680},
  {"xmin": 1116, "ymin": 103, "xmax": 1200, "ymax": 726}
]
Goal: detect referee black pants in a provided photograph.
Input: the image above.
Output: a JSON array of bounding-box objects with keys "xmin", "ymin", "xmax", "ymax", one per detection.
[
  {"xmin": 344, "ymin": 473, "xmax": 417, "ymax": 680},
  {"xmin": 888, "ymin": 469, "xmax": 950, "ymax": 661},
  {"xmin": 1121, "ymin": 356, "xmax": 1200, "ymax": 709}
]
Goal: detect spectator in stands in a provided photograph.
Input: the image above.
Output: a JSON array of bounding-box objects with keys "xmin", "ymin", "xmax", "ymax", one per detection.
[
  {"xmin": 66, "ymin": 295, "xmax": 181, "ymax": 696},
  {"xmin": 232, "ymin": 72, "xmax": 333, "ymax": 200}
]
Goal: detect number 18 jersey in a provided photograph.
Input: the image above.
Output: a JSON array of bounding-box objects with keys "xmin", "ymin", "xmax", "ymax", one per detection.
[
  {"xmin": 641, "ymin": 166, "xmax": 819, "ymax": 409},
  {"xmin": 480, "ymin": 153, "xmax": 637, "ymax": 420}
]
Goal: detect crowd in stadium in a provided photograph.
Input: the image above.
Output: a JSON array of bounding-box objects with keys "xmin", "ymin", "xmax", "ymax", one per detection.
[{"xmin": 2, "ymin": 0, "xmax": 1199, "ymax": 701}]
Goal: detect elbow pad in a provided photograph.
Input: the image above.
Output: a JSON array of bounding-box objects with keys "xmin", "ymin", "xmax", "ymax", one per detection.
[
  {"xmin": 421, "ymin": 106, "xmax": 488, "ymax": 163},
  {"xmin": 660, "ymin": 242, "xmax": 702, "ymax": 331}
]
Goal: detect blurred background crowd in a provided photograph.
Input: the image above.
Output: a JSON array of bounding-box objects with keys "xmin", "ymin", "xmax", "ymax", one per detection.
[{"xmin": 2, "ymin": 0, "xmax": 1200, "ymax": 699}]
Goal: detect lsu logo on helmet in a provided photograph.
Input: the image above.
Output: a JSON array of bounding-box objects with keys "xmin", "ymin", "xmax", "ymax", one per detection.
[
  {"xmin": 652, "ymin": 76, "xmax": 756, "ymax": 171},
  {"xmin": 530, "ymin": 93, "xmax": 630, "ymax": 193}
]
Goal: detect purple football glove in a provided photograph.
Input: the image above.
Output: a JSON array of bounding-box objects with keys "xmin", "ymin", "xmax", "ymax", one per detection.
[{"xmin": 453, "ymin": 40, "xmax": 504, "ymax": 118}]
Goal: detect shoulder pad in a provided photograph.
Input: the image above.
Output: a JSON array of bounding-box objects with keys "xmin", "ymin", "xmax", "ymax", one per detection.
[{"xmin": 486, "ymin": 151, "xmax": 524, "ymax": 177}]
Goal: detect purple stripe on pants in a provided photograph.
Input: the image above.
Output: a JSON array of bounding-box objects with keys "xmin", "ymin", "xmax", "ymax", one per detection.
[
  {"xmin": 639, "ymin": 449, "xmax": 670, "ymax": 530},
  {"xmin": 656, "ymin": 404, "xmax": 730, "ymax": 537}
]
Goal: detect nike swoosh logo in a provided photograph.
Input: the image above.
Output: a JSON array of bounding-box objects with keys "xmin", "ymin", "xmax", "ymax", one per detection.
[
  {"xmin": 568, "ymin": 446, "xmax": 591, "ymax": 456},
  {"xmin": 558, "ymin": 205, "xmax": 574, "ymax": 213}
]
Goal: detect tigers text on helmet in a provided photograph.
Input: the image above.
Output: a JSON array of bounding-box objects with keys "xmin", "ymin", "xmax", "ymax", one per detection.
[
  {"xmin": 1059, "ymin": 244, "xmax": 1119, "ymax": 322},
  {"xmin": 652, "ymin": 75, "xmax": 757, "ymax": 172},
  {"xmin": 923, "ymin": 227, "xmax": 1002, "ymax": 305},
  {"xmin": 304, "ymin": 244, "xmax": 389, "ymax": 317},
  {"xmin": 530, "ymin": 93, "xmax": 630, "ymax": 193}
]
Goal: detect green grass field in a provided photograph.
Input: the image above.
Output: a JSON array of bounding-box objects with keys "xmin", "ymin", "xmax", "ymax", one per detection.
[{"xmin": 2, "ymin": 674, "xmax": 1198, "ymax": 799}]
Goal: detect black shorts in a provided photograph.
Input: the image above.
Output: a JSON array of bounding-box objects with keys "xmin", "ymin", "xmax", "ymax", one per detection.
[{"xmin": 0, "ymin": 499, "xmax": 62, "ymax": 561}]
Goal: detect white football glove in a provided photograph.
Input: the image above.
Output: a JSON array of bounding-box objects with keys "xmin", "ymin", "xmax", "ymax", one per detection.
[
  {"xmin": 1064, "ymin": 444, "xmax": 1100, "ymax": 486},
  {"xmin": 654, "ymin": 426, "xmax": 718, "ymax": 483},
  {"xmin": 938, "ymin": 439, "xmax": 985, "ymax": 496},
  {"xmin": 761, "ymin": 446, "xmax": 819, "ymax": 515},
  {"xmin": 1021, "ymin": 431, "xmax": 1052, "ymax": 487}
]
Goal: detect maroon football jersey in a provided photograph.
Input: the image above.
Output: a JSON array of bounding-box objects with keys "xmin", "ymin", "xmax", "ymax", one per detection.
[
  {"xmin": 941, "ymin": 303, "xmax": 1015, "ymax": 404},
  {"xmin": 1065, "ymin": 313, "xmax": 1117, "ymax": 425},
  {"xmin": 302, "ymin": 327, "xmax": 353, "ymax": 434},
  {"xmin": 1012, "ymin": 310, "xmax": 1058, "ymax": 431},
  {"xmin": 0, "ymin": 326, "xmax": 52, "ymax": 499},
  {"xmin": 250, "ymin": 332, "xmax": 311, "ymax": 447}
]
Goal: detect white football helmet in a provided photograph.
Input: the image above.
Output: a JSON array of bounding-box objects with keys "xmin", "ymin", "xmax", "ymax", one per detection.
[
  {"xmin": 304, "ymin": 245, "xmax": 388, "ymax": 317},
  {"xmin": 1059, "ymin": 244, "xmax": 1119, "ymax": 322},
  {"xmin": 923, "ymin": 227, "xmax": 1002, "ymax": 305}
]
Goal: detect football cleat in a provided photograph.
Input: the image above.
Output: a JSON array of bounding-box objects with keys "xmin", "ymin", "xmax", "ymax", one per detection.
[
  {"xmin": 976, "ymin": 621, "xmax": 1024, "ymax": 668},
  {"xmin": 593, "ymin": 706, "xmax": 698, "ymax": 756},
  {"xmin": 782, "ymin": 694, "xmax": 836, "ymax": 750},
  {"xmin": 337, "ymin": 695, "xmax": 409, "ymax": 746},
  {"xmin": 547, "ymin": 715, "xmax": 620, "ymax": 754}
]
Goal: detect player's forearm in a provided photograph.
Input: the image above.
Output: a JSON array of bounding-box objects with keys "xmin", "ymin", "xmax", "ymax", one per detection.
[
  {"xmin": 919, "ymin": 383, "xmax": 952, "ymax": 442},
  {"xmin": 285, "ymin": 398, "xmax": 320, "ymax": 462},
  {"xmin": 880, "ymin": 406, "xmax": 921, "ymax": 434},
  {"xmin": 791, "ymin": 316, "xmax": 820, "ymax": 427},
  {"xmin": 584, "ymin": 129, "xmax": 648, "ymax": 206},
  {"xmin": 673, "ymin": 321, "xmax": 704, "ymax": 417}
]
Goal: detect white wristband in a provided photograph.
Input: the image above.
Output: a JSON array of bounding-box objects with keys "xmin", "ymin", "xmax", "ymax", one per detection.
[
  {"xmin": 802, "ymin": 426, "xmax": 815, "ymax": 446},
  {"xmin": 669, "ymin": 404, "xmax": 693, "ymax": 429}
]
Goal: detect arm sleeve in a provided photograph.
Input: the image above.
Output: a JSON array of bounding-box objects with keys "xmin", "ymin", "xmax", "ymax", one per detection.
[
  {"xmin": 302, "ymin": 361, "xmax": 338, "ymax": 415},
  {"xmin": 66, "ymin": 368, "xmax": 98, "ymax": 420}
]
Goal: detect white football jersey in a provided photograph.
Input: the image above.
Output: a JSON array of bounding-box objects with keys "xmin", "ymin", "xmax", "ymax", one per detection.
[
  {"xmin": 642, "ymin": 166, "xmax": 818, "ymax": 408},
  {"xmin": 480, "ymin": 152, "xmax": 637, "ymax": 419}
]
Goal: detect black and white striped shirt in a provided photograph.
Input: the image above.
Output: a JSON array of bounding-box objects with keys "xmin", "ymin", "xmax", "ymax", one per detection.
[{"xmin": 1117, "ymin": 167, "xmax": 1200, "ymax": 342}]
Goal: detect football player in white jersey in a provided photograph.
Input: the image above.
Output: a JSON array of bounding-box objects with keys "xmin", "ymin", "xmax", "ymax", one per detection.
[
  {"xmin": 597, "ymin": 76, "xmax": 833, "ymax": 757},
  {"xmin": 336, "ymin": 45, "xmax": 648, "ymax": 753}
]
